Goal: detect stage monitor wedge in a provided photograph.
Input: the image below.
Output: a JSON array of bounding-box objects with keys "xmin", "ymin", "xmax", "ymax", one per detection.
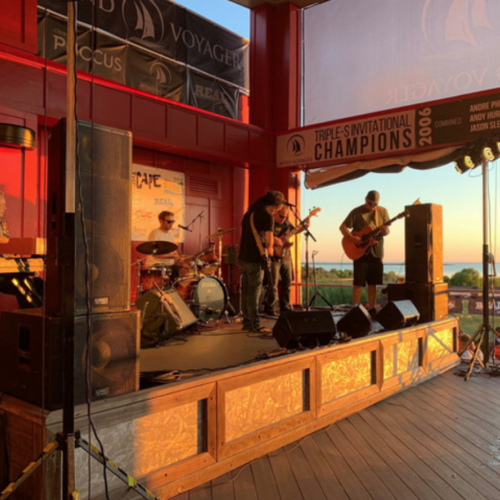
[
  {"xmin": 387, "ymin": 282, "xmax": 449, "ymax": 323},
  {"xmin": 376, "ymin": 300, "xmax": 420, "ymax": 330},
  {"xmin": 46, "ymin": 119, "xmax": 132, "ymax": 316},
  {"xmin": 136, "ymin": 289, "xmax": 198, "ymax": 348},
  {"xmin": 336, "ymin": 305, "xmax": 372, "ymax": 339},
  {"xmin": 273, "ymin": 310, "xmax": 336, "ymax": 349}
]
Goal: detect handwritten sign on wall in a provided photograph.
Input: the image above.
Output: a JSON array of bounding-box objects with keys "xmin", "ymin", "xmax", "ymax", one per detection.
[{"xmin": 131, "ymin": 165, "xmax": 185, "ymax": 242}]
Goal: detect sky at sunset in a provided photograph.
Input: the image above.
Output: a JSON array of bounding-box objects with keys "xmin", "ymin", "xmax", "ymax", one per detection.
[{"xmin": 175, "ymin": 0, "xmax": 500, "ymax": 264}]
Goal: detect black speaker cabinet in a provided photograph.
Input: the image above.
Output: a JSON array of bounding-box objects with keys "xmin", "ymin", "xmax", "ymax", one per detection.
[
  {"xmin": 46, "ymin": 119, "xmax": 132, "ymax": 315},
  {"xmin": 136, "ymin": 289, "xmax": 198, "ymax": 348},
  {"xmin": 336, "ymin": 305, "xmax": 372, "ymax": 338},
  {"xmin": 405, "ymin": 203, "xmax": 443, "ymax": 284},
  {"xmin": 375, "ymin": 300, "xmax": 420, "ymax": 330},
  {"xmin": 0, "ymin": 309, "xmax": 140, "ymax": 410},
  {"xmin": 387, "ymin": 283, "xmax": 449, "ymax": 323},
  {"xmin": 273, "ymin": 310, "xmax": 336, "ymax": 349}
]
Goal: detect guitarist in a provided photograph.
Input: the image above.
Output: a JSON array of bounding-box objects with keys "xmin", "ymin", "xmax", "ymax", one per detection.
[
  {"xmin": 339, "ymin": 190, "xmax": 390, "ymax": 318},
  {"xmin": 263, "ymin": 205, "xmax": 310, "ymax": 316},
  {"xmin": 238, "ymin": 191, "xmax": 286, "ymax": 333}
]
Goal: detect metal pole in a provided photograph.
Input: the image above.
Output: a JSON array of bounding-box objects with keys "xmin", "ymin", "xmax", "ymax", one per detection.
[
  {"xmin": 62, "ymin": 2, "xmax": 77, "ymax": 498},
  {"xmin": 481, "ymin": 160, "xmax": 490, "ymax": 365}
]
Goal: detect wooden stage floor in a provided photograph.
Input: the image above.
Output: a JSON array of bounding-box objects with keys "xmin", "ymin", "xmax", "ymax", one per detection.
[{"xmin": 166, "ymin": 365, "xmax": 500, "ymax": 500}]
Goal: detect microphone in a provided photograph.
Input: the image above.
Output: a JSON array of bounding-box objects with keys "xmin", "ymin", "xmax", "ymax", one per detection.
[
  {"xmin": 284, "ymin": 201, "xmax": 295, "ymax": 207},
  {"xmin": 178, "ymin": 224, "xmax": 192, "ymax": 232}
]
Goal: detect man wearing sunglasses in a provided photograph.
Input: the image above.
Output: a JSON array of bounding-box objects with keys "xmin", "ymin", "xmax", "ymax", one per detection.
[
  {"xmin": 146, "ymin": 210, "xmax": 179, "ymax": 269},
  {"xmin": 339, "ymin": 190, "xmax": 390, "ymax": 318}
]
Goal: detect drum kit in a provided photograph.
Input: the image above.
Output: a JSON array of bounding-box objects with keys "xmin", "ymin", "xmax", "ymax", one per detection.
[{"xmin": 134, "ymin": 228, "xmax": 236, "ymax": 326}]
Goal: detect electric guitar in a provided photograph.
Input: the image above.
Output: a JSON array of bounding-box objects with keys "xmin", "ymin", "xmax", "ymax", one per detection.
[
  {"xmin": 274, "ymin": 207, "xmax": 321, "ymax": 259},
  {"xmin": 342, "ymin": 210, "xmax": 409, "ymax": 261}
]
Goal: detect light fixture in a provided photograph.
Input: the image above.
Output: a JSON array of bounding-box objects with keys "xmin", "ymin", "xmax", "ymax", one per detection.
[
  {"xmin": 0, "ymin": 124, "xmax": 35, "ymax": 150},
  {"xmin": 455, "ymin": 148, "xmax": 482, "ymax": 174},
  {"xmin": 481, "ymin": 138, "xmax": 500, "ymax": 161}
]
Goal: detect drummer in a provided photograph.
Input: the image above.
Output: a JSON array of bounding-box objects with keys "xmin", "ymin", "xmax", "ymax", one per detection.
[{"xmin": 146, "ymin": 211, "xmax": 183, "ymax": 277}]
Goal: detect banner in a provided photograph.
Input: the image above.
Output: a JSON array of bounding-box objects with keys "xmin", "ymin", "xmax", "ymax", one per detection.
[
  {"xmin": 304, "ymin": 1, "xmax": 500, "ymax": 125},
  {"xmin": 187, "ymin": 70, "xmax": 239, "ymax": 118},
  {"xmin": 39, "ymin": 0, "xmax": 249, "ymax": 89},
  {"xmin": 468, "ymin": 296, "xmax": 500, "ymax": 316},
  {"xmin": 448, "ymin": 295, "xmax": 463, "ymax": 314},
  {"xmin": 278, "ymin": 89, "xmax": 500, "ymax": 168},
  {"xmin": 38, "ymin": 13, "xmax": 238, "ymax": 118},
  {"xmin": 131, "ymin": 165, "xmax": 185, "ymax": 243}
]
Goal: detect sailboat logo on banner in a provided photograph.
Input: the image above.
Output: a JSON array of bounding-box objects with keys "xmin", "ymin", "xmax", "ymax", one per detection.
[
  {"xmin": 287, "ymin": 134, "xmax": 306, "ymax": 157},
  {"xmin": 422, "ymin": 0, "xmax": 495, "ymax": 47},
  {"xmin": 122, "ymin": 0, "xmax": 165, "ymax": 42}
]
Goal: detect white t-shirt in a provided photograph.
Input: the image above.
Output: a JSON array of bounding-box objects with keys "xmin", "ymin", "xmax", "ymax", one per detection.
[{"xmin": 146, "ymin": 228, "xmax": 176, "ymax": 268}]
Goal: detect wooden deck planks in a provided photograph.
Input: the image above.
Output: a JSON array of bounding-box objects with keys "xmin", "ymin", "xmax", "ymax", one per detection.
[{"xmin": 169, "ymin": 369, "xmax": 500, "ymax": 500}]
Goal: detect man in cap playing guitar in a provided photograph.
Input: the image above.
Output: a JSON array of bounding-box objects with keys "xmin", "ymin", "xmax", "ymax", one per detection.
[{"xmin": 339, "ymin": 190, "xmax": 390, "ymax": 318}]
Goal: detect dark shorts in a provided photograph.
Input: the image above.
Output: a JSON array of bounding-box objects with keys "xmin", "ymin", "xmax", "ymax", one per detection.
[{"xmin": 353, "ymin": 253, "xmax": 383, "ymax": 286}]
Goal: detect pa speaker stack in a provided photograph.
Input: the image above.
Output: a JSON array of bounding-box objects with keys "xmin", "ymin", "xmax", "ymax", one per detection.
[
  {"xmin": 389, "ymin": 203, "xmax": 449, "ymax": 323},
  {"xmin": 0, "ymin": 120, "xmax": 140, "ymax": 409}
]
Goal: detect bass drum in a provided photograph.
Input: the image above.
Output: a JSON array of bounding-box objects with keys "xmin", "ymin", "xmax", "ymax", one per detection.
[{"xmin": 174, "ymin": 276, "xmax": 228, "ymax": 323}]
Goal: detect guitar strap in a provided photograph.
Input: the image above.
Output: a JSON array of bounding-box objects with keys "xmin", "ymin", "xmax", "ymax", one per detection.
[
  {"xmin": 250, "ymin": 212, "xmax": 274, "ymax": 288},
  {"xmin": 250, "ymin": 212, "xmax": 267, "ymax": 261}
]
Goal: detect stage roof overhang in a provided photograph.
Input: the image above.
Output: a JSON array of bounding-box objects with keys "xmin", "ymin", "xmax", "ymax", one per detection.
[{"xmin": 229, "ymin": 0, "xmax": 327, "ymax": 8}]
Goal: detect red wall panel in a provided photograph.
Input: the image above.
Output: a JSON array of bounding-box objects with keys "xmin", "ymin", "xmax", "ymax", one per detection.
[
  {"xmin": 0, "ymin": 0, "xmax": 37, "ymax": 54},
  {"xmin": 132, "ymin": 97, "xmax": 167, "ymax": 141},
  {"xmin": 198, "ymin": 117, "xmax": 224, "ymax": 153},
  {"xmin": 167, "ymin": 107, "xmax": 198, "ymax": 146},
  {"xmin": 94, "ymin": 86, "xmax": 133, "ymax": 130}
]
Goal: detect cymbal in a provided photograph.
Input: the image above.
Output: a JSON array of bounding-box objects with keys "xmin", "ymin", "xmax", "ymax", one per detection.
[
  {"xmin": 206, "ymin": 228, "xmax": 236, "ymax": 239},
  {"xmin": 136, "ymin": 241, "xmax": 178, "ymax": 255}
]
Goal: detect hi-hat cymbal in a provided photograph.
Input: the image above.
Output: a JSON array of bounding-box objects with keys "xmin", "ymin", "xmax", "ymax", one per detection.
[
  {"xmin": 136, "ymin": 241, "xmax": 178, "ymax": 255},
  {"xmin": 206, "ymin": 228, "xmax": 236, "ymax": 239}
]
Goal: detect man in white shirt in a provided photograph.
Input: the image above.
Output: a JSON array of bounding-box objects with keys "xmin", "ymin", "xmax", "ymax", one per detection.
[{"xmin": 146, "ymin": 211, "xmax": 179, "ymax": 269}]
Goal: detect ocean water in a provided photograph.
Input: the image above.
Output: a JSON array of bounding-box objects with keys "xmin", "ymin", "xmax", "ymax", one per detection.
[{"xmin": 307, "ymin": 262, "xmax": 484, "ymax": 278}]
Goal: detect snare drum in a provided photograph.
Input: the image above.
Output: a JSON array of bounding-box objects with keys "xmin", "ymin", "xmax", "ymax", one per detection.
[
  {"xmin": 173, "ymin": 276, "xmax": 228, "ymax": 323},
  {"xmin": 140, "ymin": 265, "xmax": 171, "ymax": 293}
]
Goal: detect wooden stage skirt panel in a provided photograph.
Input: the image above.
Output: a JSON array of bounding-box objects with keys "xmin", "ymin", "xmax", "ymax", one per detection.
[{"xmin": 0, "ymin": 317, "xmax": 459, "ymax": 500}]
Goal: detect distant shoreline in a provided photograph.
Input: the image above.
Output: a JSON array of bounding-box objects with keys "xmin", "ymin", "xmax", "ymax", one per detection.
[{"xmin": 304, "ymin": 262, "xmax": 484, "ymax": 277}]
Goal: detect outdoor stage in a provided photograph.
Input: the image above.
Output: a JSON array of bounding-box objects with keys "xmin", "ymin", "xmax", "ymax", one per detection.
[{"xmin": 1, "ymin": 313, "xmax": 460, "ymax": 500}]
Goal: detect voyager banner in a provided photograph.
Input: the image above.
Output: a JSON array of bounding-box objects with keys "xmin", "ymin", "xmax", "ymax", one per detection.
[
  {"xmin": 187, "ymin": 70, "xmax": 240, "ymax": 118},
  {"xmin": 38, "ymin": 13, "xmax": 238, "ymax": 119},
  {"xmin": 39, "ymin": 0, "xmax": 248, "ymax": 89}
]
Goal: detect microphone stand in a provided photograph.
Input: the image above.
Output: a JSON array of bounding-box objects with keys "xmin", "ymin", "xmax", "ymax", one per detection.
[
  {"xmin": 308, "ymin": 250, "xmax": 334, "ymax": 309},
  {"xmin": 181, "ymin": 211, "xmax": 204, "ymax": 277},
  {"xmin": 288, "ymin": 205, "xmax": 317, "ymax": 311}
]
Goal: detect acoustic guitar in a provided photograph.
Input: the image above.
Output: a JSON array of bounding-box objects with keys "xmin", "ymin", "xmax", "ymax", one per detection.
[
  {"xmin": 274, "ymin": 207, "xmax": 321, "ymax": 259},
  {"xmin": 342, "ymin": 210, "xmax": 408, "ymax": 261}
]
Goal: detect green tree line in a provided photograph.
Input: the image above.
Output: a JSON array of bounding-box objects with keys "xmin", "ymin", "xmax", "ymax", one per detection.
[{"xmin": 300, "ymin": 266, "xmax": 490, "ymax": 306}]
